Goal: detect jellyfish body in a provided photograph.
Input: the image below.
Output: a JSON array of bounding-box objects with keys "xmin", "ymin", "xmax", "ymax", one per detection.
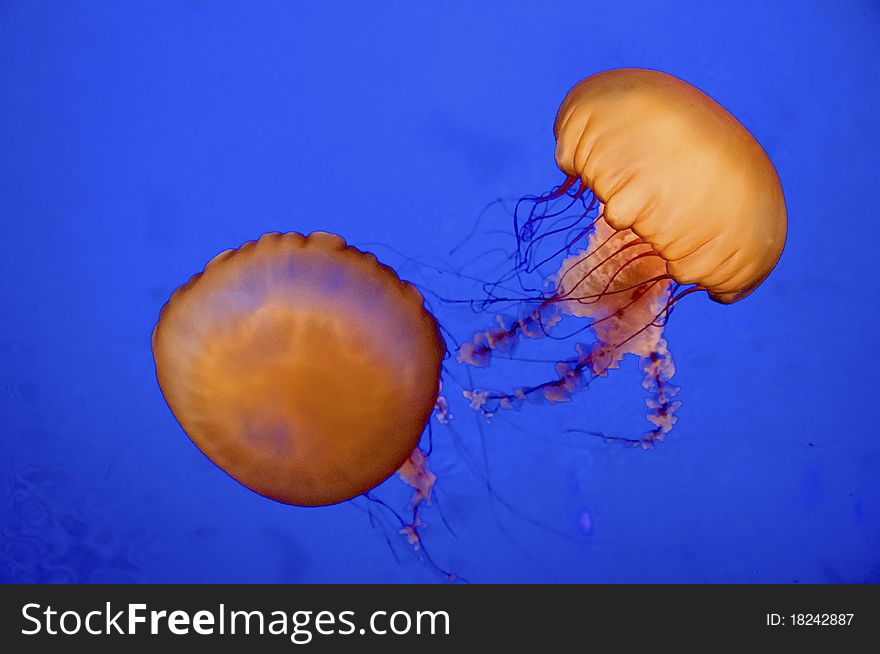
[
  {"xmin": 459, "ymin": 68, "xmax": 786, "ymax": 444},
  {"xmin": 152, "ymin": 231, "xmax": 445, "ymax": 506},
  {"xmin": 555, "ymin": 68, "xmax": 787, "ymax": 304}
]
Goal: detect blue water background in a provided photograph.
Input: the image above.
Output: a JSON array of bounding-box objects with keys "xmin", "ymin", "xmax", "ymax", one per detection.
[{"xmin": 1, "ymin": 1, "xmax": 878, "ymax": 582}]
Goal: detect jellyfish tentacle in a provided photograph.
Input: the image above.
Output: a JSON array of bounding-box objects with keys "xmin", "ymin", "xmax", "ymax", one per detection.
[
  {"xmin": 561, "ymin": 251, "xmax": 665, "ymax": 306},
  {"xmin": 640, "ymin": 346, "xmax": 681, "ymax": 445},
  {"xmin": 514, "ymin": 178, "xmax": 600, "ymax": 277},
  {"xmin": 398, "ymin": 447, "xmax": 436, "ymax": 512},
  {"xmin": 459, "ymin": 214, "xmax": 693, "ymax": 444},
  {"xmin": 363, "ymin": 491, "xmax": 462, "ymax": 583},
  {"xmin": 456, "ymin": 297, "xmax": 564, "ymax": 367}
]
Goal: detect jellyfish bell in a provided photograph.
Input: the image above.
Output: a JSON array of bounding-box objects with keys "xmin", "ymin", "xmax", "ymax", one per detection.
[
  {"xmin": 152, "ymin": 231, "xmax": 445, "ymax": 507},
  {"xmin": 554, "ymin": 67, "xmax": 787, "ymax": 304},
  {"xmin": 458, "ymin": 68, "xmax": 787, "ymax": 445}
]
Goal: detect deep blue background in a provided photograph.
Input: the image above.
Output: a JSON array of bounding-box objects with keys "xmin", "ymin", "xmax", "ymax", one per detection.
[{"xmin": 2, "ymin": 1, "xmax": 878, "ymax": 583}]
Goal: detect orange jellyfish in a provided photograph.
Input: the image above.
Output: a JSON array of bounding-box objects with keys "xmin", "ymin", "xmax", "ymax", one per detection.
[
  {"xmin": 458, "ymin": 68, "xmax": 787, "ymax": 446},
  {"xmin": 152, "ymin": 231, "xmax": 445, "ymax": 512}
]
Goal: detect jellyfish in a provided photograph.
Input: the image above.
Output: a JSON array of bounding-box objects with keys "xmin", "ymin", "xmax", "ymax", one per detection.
[
  {"xmin": 458, "ymin": 68, "xmax": 787, "ymax": 446},
  {"xmin": 152, "ymin": 232, "xmax": 446, "ymax": 540}
]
